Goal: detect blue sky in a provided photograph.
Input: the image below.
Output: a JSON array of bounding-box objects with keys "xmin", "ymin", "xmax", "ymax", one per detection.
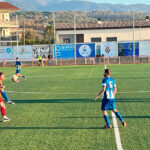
[
  {"xmin": 1, "ymin": 0, "xmax": 150, "ymax": 5},
  {"xmin": 88, "ymin": 0, "xmax": 150, "ymax": 5}
]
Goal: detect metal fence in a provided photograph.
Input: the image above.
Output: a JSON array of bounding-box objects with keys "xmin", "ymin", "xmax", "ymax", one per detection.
[{"xmin": 0, "ymin": 56, "xmax": 150, "ymax": 67}]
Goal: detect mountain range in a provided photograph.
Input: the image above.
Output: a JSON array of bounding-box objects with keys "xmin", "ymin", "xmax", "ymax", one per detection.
[{"xmin": 5, "ymin": 0, "xmax": 150, "ymax": 12}]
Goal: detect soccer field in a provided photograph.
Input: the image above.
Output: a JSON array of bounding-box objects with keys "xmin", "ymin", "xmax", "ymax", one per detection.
[{"xmin": 0, "ymin": 64, "xmax": 150, "ymax": 150}]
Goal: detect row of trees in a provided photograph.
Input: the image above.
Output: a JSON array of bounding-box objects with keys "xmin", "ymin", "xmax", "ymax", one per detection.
[{"xmin": 19, "ymin": 25, "xmax": 54, "ymax": 45}]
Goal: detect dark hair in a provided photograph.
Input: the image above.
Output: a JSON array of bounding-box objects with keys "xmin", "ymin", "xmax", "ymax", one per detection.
[
  {"xmin": 16, "ymin": 57, "xmax": 19, "ymax": 60},
  {"xmin": 104, "ymin": 69, "xmax": 111, "ymax": 75},
  {"xmin": 0, "ymin": 72, "xmax": 4, "ymax": 76}
]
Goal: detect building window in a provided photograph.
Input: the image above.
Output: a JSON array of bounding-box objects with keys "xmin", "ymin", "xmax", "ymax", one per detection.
[
  {"xmin": 91, "ymin": 38, "xmax": 101, "ymax": 42},
  {"xmin": 63, "ymin": 38, "xmax": 70, "ymax": 43},
  {"xmin": 76, "ymin": 34, "xmax": 84, "ymax": 43},
  {"xmin": 106, "ymin": 37, "xmax": 117, "ymax": 42}
]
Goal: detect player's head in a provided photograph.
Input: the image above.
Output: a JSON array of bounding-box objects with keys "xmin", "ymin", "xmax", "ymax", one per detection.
[
  {"xmin": 0, "ymin": 72, "xmax": 5, "ymax": 80},
  {"xmin": 104, "ymin": 69, "xmax": 111, "ymax": 77},
  {"xmin": 16, "ymin": 57, "xmax": 19, "ymax": 61}
]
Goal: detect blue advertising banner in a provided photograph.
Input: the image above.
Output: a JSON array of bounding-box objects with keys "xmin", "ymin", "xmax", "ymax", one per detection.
[
  {"xmin": 76, "ymin": 43, "xmax": 95, "ymax": 58},
  {"xmin": 125, "ymin": 42, "xmax": 139, "ymax": 56},
  {"xmin": 54, "ymin": 44, "xmax": 74, "ymax": 59}
]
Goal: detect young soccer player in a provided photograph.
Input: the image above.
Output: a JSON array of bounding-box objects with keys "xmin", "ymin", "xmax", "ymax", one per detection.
[
  {"xmin": 16, "ymin": 57, "xmax": 26, "ymax": 82},
  {"xmin": 94, "ymin": 69, "xmax": 127, "ymax": 129},
  {"xmin": 0, "ymin": 72, "xmax": 11, "ymax": 122},
  {"xmin": 0, "ymin": 72, "xmax": 15, "ymax": 104}
]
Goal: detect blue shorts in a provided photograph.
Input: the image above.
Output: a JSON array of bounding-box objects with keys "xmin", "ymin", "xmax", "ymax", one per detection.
[
  {"xmin": 16, "ymin": 69, "xmax": 21, "ymax": 74},
  {"xmin": 101, "ymin": 99, "xmax": 116, "ymax": 111}
]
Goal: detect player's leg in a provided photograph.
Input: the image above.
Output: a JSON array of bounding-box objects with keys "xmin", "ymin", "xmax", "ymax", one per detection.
[
  {"xmin": 112, "ymin": 109, "xmax": 127, "ymax": 127},
  {"xmin": 0, "ymin": 99, "xmax": 10, "ymax": 122},
  {"xmin": 101, "ymin": 100, "xmax": 112, "ymax": 128},
  {"xmin": 102, "ymin": 111, "xmax": 112, "ymax": 128},
  {"xmin": 1, "ymin": 89, "xmax": 15, "ymax": 104},
  {"xmin": 16, "ymin": 72, "xmax": 26, "ymax": 80},
  {"xmin": 1, "ymin": 89, "xmax": 9, "ymax": 102},
  {"xmin": 18, "ymin": 74, "xmax": 26, "ymax": 80}
]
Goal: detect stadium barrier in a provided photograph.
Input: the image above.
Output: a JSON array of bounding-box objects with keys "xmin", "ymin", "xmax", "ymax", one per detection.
[{"xmin": 0, "ymin": 56, "xmax": 150, "ymax": 67}]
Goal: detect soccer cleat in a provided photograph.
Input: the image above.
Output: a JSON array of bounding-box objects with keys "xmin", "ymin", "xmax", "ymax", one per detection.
[
  {"xmin": 7, "ymin": 100, "xmax": 15, "ymax": 104},
  {"xmin": 122, "ymin": 121, "xmax": 127, "ymax": 127},
  {"xmin": 104, "ymin": 125, "xmax": 112, "ymax": 129},
  {"xmin": 3, "ymin": 116, "xmax": 11, "ymax": 122}
]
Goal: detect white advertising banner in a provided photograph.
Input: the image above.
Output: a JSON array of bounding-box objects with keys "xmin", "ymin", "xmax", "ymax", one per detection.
[
  {"xmin": 0, "ymin": 47, "xmax": 13, "ymax": 59},
  {"xmin": 139, "ymin": 41, "xmax": 150, "ymax": 56},
  {"xmin": 33, "ymin": 45, "xmax": 49, "ymax": 58},
  {"xmin": 101, "ymin": 42, "xmax": 117, "ymax": 57},
  {"xmin": 13, "ymin": 46, "xmax": 33, "ymax": 59}
]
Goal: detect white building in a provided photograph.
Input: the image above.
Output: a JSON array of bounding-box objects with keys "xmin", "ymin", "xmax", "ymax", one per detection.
[{"xmin": 55, "ymin": 20, "xmax": 150, "ymax": 44}]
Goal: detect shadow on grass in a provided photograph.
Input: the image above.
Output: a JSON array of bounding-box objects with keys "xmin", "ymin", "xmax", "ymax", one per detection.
[
  {"xmin": 13, "ymin": 99, "xmax": 150, "ymax": 104},
  {"xmin": 0, "ymin": 126, "xmax": 104, "ymax": 130},
  {"xmin": 61, "ymin": 115, "xmax": 150, "ymax": 119},
  {"xmin": 122, "ymin": 116, "xmax": 150, "ymax": 119}
]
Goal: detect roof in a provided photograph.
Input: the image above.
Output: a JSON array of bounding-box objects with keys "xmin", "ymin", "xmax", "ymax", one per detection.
[
  {"xmin": 56, "ymin": 20, "xmax": 150, "ymax": 31},
  {"xmin": 0, "ymin": 2, "xmax": 19, "ymax": 10}
]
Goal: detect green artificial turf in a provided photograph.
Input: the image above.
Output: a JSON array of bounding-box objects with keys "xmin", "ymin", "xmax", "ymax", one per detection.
[{"xmin": 0, "ymin": 64, "xmax": 149, "ymax": 150}]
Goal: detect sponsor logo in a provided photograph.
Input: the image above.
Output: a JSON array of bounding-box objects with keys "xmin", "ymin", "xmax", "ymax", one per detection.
[
  {"xmin": 105, "ymin": 47, "xmax": 110, "ymax": 53},
  {"xmin": 6, "ymin": 48, "xmax": 11, "ymax": 54},
  {"xmin": 79, "ymin": 45, "xmax": 92, "ymax": 57}
]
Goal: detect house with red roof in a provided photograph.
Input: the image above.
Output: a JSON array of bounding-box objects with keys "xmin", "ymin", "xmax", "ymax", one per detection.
[{"xmin": 0, "ymin": 2, "xmax": 19, "ymax": 42}]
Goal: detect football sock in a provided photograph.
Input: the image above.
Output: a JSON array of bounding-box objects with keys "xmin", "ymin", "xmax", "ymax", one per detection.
[
  {"xmin": 104, "ymin": 115, "xmax": 111, "ymax": 126},
  {"xmin": 1, "ymin": 106, "xmax": 6, "ymax": 117},
  {"xmin": 115, "ymin": 112, "xmax": 124, "ymax": 122},
  {"xmin": 1, "ymin": 91, "xmax": 9, "ymax": 102}
]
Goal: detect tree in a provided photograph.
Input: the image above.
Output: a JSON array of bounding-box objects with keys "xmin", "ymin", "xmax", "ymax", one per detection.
[
  {"xmin": 43, "ymin": 25, "xmax": 54, "ymax": 44},
  {"xmin": 24, "ymin": 29, "xmax": 40, "ymax": 45}
]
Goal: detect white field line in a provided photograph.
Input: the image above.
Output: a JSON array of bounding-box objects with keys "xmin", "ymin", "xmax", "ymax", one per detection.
[
  {"xmin": 5, "ymin": 90, "xmax": 150, "ymax": 95},
  {"xmin": 111, "ymin": 111, "xmax": 123, "ymax": 150},
  {"xmin": 4, "ymin": 71, "xmax": 150, "ymax": 79}
]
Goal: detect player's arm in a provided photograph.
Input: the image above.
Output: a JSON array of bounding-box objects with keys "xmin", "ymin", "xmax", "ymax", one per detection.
[
  {"xmin": 114, "ymin": 84, "xmax": 117, "ymax": 94},
  {"xmin": 20, "ymin": 62, "xmax": 23, "ymax": 67},
  {"xmin": 0, "ymin": 84, "xmax": 5, "ymax": 91},
  {"xmin": 94, "ymin": 86, "xmax": 106, "ymax": 101}
]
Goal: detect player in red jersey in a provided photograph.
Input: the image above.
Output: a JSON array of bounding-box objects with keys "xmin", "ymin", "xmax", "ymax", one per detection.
[{"xmin": 0, "ymin": 72, "xmax": 10, "ymax": 122}]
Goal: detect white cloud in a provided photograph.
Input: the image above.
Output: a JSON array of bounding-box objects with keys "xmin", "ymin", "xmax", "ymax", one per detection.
[{"xmin": 37, "ymin": 0, "xmax": 47, "ymax": 5}]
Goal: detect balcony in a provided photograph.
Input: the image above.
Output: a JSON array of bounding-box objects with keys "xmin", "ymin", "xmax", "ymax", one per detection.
[
  {"xmin": 0, "ymin": 35, "xmax": 17, "ymax": 42},
  {"xmin": 0, "ymin": 19, "xmax": 19, "ymax": 28}
]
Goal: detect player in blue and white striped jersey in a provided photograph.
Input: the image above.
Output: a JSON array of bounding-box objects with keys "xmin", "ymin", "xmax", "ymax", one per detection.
[
  {"xmin": 94, "ymin": 69, "xmax": 127, "ymax": 129},
  {"xmin": 16, "ymin": 57, "xmax": 26, "ymax": 82}
]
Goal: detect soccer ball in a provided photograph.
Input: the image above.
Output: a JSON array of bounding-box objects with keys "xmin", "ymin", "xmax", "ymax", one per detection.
[{"xmin": 11, "ymin": 75, "xmax": 18, "ymax": 82}]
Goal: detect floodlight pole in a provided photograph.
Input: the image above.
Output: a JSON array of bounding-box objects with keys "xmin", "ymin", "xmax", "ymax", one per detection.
[
  {"xmin": 74, "ymin": 12, "xmax": 77, "ymax": 65},
  {"xmin": 0, "ymin": 33, "xmax": 2, "ymax": 46},
  {"xmin": 53, "ymin": 12, "xmax": 57, "ymax": 65},
  {"xmin": 133, "ymin": 10, "xmax": 135, "ymax": 64},
  {"xmin": 24, "ymin": 18, "xmax": 25, "ymax": 46},
  {"xmin": 16, "ymin": 15, "xmax": 19, "ymax": 58}
]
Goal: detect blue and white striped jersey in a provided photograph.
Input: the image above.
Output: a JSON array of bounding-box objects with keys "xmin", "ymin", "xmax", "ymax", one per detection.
[
  {"xmin": 16, "ymin": 61, "xmax": 22, "ymax": 70},
  {"xmin": 102, "ymin": 77, "xmax": 116, "ymax": 100}
]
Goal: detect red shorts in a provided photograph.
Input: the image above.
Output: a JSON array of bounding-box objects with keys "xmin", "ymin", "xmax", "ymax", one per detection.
[{"xmin": 0, "ymin": 98, "xmax": 4, "ymax": 103}]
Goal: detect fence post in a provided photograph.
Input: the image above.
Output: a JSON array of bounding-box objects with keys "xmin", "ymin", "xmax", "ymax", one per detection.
[
  {"xmin": 46, "ymin": 58, "xmax": 48, "ymax": 66},
  {"xmin": 149, "ymin": 56, "xmax": 150, "ymax": 63},
  {"xmin": 119, "ymin": 56, "xmax": 120, "ymax": 64},
  {"xmin": 3, "ymin": 59, "xmax": 6, "ymax": 67},
  {"xmin": 104, "ymin": 57, "xmax": 105, "ymax": 65},
  {"xmin": 32, "ymin": 59, "xmax": 33, "ymax": 67}
]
